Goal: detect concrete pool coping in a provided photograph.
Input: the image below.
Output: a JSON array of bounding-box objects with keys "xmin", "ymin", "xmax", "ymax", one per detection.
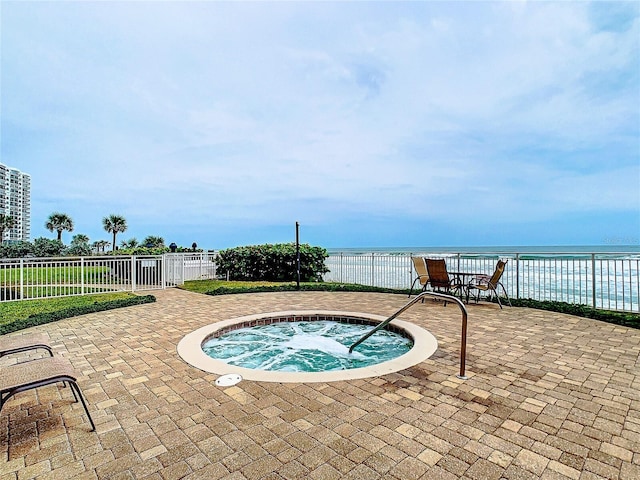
[{"xmin": 177, "ymin": 310, "xmax": 438, "ymax": 383}]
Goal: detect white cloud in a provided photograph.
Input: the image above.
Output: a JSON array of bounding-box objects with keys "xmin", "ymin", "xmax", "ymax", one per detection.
[{"xmin": 2, "ymin": 1, "xmax": 638, "ymax": 246}]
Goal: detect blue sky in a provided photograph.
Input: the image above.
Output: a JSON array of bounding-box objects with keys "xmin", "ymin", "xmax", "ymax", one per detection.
[{"xmin": 1, "ymin": 1, "xmax": 639, "ymax": 250}]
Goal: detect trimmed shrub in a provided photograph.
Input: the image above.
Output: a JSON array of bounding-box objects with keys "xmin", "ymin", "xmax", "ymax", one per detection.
[
  {"xmin": 216, "ymin": 243, "xmax": 329, "ymax": 282},
  {"xmin": 201, "ymin": 283, "xmax": 399, "ymax": 296}
]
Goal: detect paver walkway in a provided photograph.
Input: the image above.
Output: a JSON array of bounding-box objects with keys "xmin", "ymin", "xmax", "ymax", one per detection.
[{"xmin": 1, "ymin": 288, "xmax": 638, "ymax": 479}]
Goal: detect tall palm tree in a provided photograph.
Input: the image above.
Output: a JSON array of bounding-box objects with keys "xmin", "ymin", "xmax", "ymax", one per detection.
[
  {"xmin": 103, "ymin": 214, "xmax": 127, "ymax": 251},
  {"xmin": 45, "ymin": 212, "xmax": 74, "ymax": 241},
  {"xmin": 0, "ymin": 214, "xmax": 16, "ymax": 244}
]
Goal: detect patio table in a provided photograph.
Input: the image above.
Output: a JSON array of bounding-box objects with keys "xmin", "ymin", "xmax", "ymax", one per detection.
[{"xmin": 448, "ymin": 271, "xmax": 483, "ymax": 303}]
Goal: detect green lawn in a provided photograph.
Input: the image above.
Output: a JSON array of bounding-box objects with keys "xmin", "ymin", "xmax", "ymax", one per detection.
[
  {"xmin": 179, "ymin": 280, "xmax": 404, "ymax": 296},
  {"xmin": 1, "ymin": 265, "xmax": 112, "ymax": 285}
]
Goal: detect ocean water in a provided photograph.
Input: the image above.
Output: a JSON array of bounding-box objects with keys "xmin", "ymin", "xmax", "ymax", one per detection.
[{"xmin": 327, "ymin": 245, "xmax": 640, "ymax": 256}]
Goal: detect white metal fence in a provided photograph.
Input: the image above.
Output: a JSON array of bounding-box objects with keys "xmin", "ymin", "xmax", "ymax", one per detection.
[
  {"xmin": 164, "ymin": 252, "xmax": 217, "ymax": 286},
  {"xmin": 0, "ymin": 252, "xmax": 217, "ymax": 302},
  {"xmin": 324, "ymin": 252, "xmax": 640, "ymax": 313},
  {"xmin": 2, "ymin": 250, "xmax": 638, "ymax": 313}
]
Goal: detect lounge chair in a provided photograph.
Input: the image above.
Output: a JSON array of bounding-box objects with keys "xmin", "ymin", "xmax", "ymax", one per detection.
[
  {"xmin": 0, "ymin": 333, "xmax": 53, "ymax": 359},
  {"xmin": 0, "ymin": 356, "xmax": 96, "ymax": 431},
  {"xmin": 469, "ymin": 259, "xmax": 512, "ymax": 308},
  {"xmin": 425, "ymin": 259, "xmax": 463, "ymax": 304},
  {"xmin": 408, "ymin": 257, "xmax": 429, "ymax": 297}
]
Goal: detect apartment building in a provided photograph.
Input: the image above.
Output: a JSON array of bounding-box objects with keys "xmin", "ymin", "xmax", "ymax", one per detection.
[{"xmin": 0, "ymin": 162, "xmax": 31, "ymax": 242}]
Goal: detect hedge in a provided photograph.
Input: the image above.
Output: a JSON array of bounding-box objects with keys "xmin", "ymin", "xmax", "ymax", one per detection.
[
  {"xmin": 216, "ymin": 243, "xmax": 329, "ymax": 282},
  {"xmin": 508, "ymin": 298, "xmax": 639, "ymax": 329},
  {"xmin": 201, "ymin": 283, "xmax": 401, "ymax": 296}
]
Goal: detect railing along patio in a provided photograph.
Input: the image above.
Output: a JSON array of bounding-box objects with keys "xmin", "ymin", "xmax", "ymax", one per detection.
[
  {"xmin": 324, "ymin": 251, "xmax": 640, "ymax": 313},
  {"xmin": 1, "ymin": 250, "xmax": 638, "ymax": 313},
  {"xmin": 0, "ymin": 253, "xmax": 216, "ymax": 302}
]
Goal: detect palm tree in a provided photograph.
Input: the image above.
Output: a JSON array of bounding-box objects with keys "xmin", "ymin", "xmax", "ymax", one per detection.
[
  {"xmin": 45, "ymin": 212, "xmax": 74, "ymax": 241},
  {"xmin": 142, "ymin": 235, "xmax": 165, "ymax": 248},
  {"xmin": 121, "ymin": 238, "xmax": 139, "ymax": 249},
  {"xmin": 0, "ymin": 214, "xmax": 16, "ymax": 244},
  {"xmin": 103, "ymin": 214, "xmax": 127, "ymax": 251},
  {"xmin": 92, "ymin": 240, "xmax": 110, "ymax": 254},
  {"xmin": 72, "ymin": 234, "xmax": 90, "ymax": 245}
]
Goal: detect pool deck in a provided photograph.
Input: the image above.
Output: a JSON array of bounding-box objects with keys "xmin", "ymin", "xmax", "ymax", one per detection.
[{"xmin": 1, "ymin": 288, "xmax": 639, "ymax": 480}]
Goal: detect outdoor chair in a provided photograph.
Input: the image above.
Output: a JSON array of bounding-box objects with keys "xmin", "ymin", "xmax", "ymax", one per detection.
[
  {"xmin": 469, "ymin": 259, "xmax": 512, "ymax": 309},
  {"xmin": 408, "ymin": 257, "xmax": 429, "ymax": 297},
  {"xmin": 0, "ymin": 333, "xmax": 53, "ymax": 360},
  {"xmin": 425, "ymin": 259, "xmax": 463, "ymax": 304},
  {"xmin": 0, "ymin": 356, "xmax": 96, "ymax": 431}
]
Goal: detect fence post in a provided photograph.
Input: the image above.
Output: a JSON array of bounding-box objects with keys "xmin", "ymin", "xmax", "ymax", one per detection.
[
  {"xmin": 162, "ymin": 254, "xmax": 166, "ymax": 289},
  {"xmin": 515, "ymin": 253, "xmax": 520, "ymax": 300},
  {"xmin": 81, "ymin": 257, "xmax": 85, "ymax": 295},
  {"xmin": 591, "ymin": 254, "xmax": 596, "ymax": 309},
  {"xmin": 409, "ymin": 253, "xmax": 413, "ymax": 290},
  {"xmin": 131, "ymin": 256, "xmax": 136, "ymax": 292},
  {"xmin": 371, "ymin": 254, "xmax": 375, "ymax": 287},
  {"xmin": 20, "ymin": 258, "xmax": 24, "ymax": 300}
]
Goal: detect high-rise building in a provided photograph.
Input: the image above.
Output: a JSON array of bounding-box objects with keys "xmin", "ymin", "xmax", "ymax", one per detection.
[{"xmin": 0, "ymin": 163, "xmax": 31, "ymax": 242}]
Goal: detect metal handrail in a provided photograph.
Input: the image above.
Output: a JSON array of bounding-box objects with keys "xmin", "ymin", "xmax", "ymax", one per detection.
[{"xmin": 348, "ymin": 291, "xmax": 469, "ymax": 379}]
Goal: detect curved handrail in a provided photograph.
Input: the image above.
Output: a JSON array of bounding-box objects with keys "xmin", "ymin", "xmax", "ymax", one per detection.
[{"xmin": 348, "ymin": 291, "xmax": 469, "ymax": 379}]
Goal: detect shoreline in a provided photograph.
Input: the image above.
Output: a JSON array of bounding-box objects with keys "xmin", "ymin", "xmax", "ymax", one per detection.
[{"xmin": 327, "ymin": 245, "xmax": 640, "ymax": 256}]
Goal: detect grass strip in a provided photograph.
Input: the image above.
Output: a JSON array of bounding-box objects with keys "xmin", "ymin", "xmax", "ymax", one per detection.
[
  {"xmin": 184, "ymin": 281, "xmax": 403, "ymax": 296},
  {"xmin": 0, "ymin": 293, "xmax": 156, "ymax": 335}
]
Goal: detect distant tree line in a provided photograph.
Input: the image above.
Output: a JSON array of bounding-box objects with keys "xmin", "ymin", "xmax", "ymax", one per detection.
[{"xmin": 0, "ymin": 212, "xmax": 200, "ymax": 258}]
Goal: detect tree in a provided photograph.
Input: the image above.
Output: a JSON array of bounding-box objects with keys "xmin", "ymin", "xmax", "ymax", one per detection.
[
  {"xmin": 72, "ymin": 234, "xmax": 90, "ymax": 244},
  {"xmin": 0, "ymin": 240, "xmax": 33, "ymax": 258},
  {"xmin": 142, "ymin": 236, "xmax": 164, "ymax": 248},
  {"xmin": 92, "ymin": 240, "xmax": 110, "ymax": 254},
  {"xmin": 65, "ymin": 233, "xmax": 92, "ymax": 256},
  {"xmin": 103, "ymin": 214, "xmax": 127, "ymax": 251},
  {"xmin": 121, "ymin": 238, "xmax": 139, "ymax": 249},
  {"xmin": 32, "ymin": 237, "xmax": 65, "ymax": 257},
  {"xmin": 0, "ymin": 214, "xmax": 16, "ymax": 243},
  {"xmin": 45, "ymin": 212, "xmax": 74, "ymax": 241}
]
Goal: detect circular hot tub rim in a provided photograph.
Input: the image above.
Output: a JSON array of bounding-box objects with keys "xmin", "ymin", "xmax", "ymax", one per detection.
[{"xmin": 177, "ymin": 310, "xmax": 438, "ymax": 383}]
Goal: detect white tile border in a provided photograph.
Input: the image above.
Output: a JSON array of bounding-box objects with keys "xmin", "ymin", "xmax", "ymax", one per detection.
[{"xmin": 176, "ymin": 310, "xmax": 438, "ymax": 383}]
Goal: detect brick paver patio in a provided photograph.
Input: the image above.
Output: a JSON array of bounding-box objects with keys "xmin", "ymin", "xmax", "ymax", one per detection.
[{"xmin": 1, "ymin": 288, "xmax": 638, "ymax": 479}]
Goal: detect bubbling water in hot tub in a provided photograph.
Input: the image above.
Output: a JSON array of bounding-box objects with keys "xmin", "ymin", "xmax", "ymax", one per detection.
[{"xmin": 202, "ymin": 320, "xmax": 412, "ymax": 373}]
